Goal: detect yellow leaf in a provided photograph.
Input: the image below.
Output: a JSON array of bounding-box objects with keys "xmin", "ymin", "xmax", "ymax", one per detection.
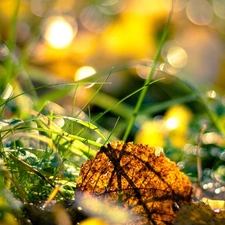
[
  {"xmin": 135, "ymin": 120, "xmax": 165, "ymax": 147},
  {"xmin": 174, "ymin": 202, "xmax": 225, "ymax": 225},
  {"xmin": 79, "ymin": 218, "xmax": 109, "ymax": 225},
  {"xmin": 0, "ymin": 213, "xmax": 18, "ymax": 225},
  {"xmin": 202, "ymin": 197, "xmax": 225, "ymax": 211}
]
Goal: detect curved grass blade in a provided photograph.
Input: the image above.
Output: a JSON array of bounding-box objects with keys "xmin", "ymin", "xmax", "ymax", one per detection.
[
  {"xmin": 174, "ymin": 76, "xmax": 225, "ymax": 135},
  {"xmin": 92, "ymin": 78, "xmax": 165, "ymax": 123},
  {"xmin": 31, "ymin": 111, "xmax": 102, "ymax": 158},
  {"xmin": 51, "ymin": 115, "xmax": 108, "ymax": 142}
]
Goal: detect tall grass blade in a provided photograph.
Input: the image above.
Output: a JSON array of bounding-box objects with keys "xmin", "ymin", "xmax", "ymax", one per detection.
[{"xmin": 122, "ymin": 1, "xmax": 174, "ymax": 142}]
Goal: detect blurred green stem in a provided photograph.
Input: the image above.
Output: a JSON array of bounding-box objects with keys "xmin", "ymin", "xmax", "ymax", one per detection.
[
  {"xmin": 3, "ymin": 0, "xmax": 20, "ymax": 93},
  {"xmin": 5, "ymin": 0, "xmax": 20, "ymax": 73},
  {"xmin": 123, "ymin": 1, "xmax": 174, "ymax": 142}
]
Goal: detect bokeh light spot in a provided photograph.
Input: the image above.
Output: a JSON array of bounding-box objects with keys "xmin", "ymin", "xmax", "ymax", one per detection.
[
  {"xmin": 166, "ymin": 117, "xmax": 178, "ymax": 130},
  {"xmin": 213, "ymin": 0, "xmax": 225, "ymax": 19},
  {"xmin": 203, "ymin": 132, "xmax": 217, "ymax": 144},
  {"xmin": 43, "ymin": 16, "xmax": 77, "ymax": 49},
  {"xmin": 99, "ymin": 0, "xmax": 126, "ymax": 15},
  {"xmin": 217, "ymin": 165, "xmax": 225, "ymax": 176},
  {"xmin": 136, "ymin": 65, "xmax": 151, "ymax": 79},
  {"xmin": 215, "ymin": 188, "xmax": 220, "ymax": 194},
  {"xmin": 54, "ymin": 118, "xmax": 65, "ymax": 128},
  {"xmin": 207, "ymin": 90, "xmax": 217, "ymax": 99},
  {"xmin": 177, "ymin": 161, "xmax": 185, "ymax": 170},
  {"xmin": 80, "ymin": 5, "xmax": 107, "ymax": 32},
  {"xmin": 75, "ymin": 66, "xmax": 96, "ymax": 81},
  {"xmin": 160, "ymin": 0, "xmax": 186, "ymax": 12},
  {"xmin": 186, "ymin": 0, "xmax": 214, "ymax": 25},
  {"xmin": 1, "ymin": 83, "xmax": 13, "ymax": 100},
  {"xmin": 0, "ymin": 44, "xmax": 9, "ymax": 60},
  {"xmin": 30, "ymin": 0, "xmax": 47, "ymax": 17},
  {"xmin": 167, "ymin": 46, "xmax": 188, "ymax": 68},
  {"xmin": 220, "ymin": 152, "xmax": 225, "ymax": 161},
  {"xmin": 154, "ymin": 146, "xmax": 164, "ymax": 157}
]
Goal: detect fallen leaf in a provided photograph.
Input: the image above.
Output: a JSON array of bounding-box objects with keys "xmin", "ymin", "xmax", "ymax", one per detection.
[
  {"xmin": 75, "ymin": 141, "xmax": 192, "ymax": 225},
  {"xmin": 53, "ymin": 203, "xmax": 72, "ymax": 225},
  {"xmin": 174, "ymin": 202, "xmax": 225, "ymax": 225},
  {"xmin": 202, "ymin": 197, "xmax": 225, "ymax": 211}
]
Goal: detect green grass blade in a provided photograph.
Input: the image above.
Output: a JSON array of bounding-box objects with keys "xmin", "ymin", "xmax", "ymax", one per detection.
[
  {"xmin": 76, "ymin": 70, "xmax": 112, "ymax": 118},
  {"xmin": 2, "ymin": 0, "xmax": 20, "ymax": 91},
  {"xmin": 175, "ymin": 76, "xmax": 225, "ymax": 135},
  {"xmin": 139, "ymin": 93, "xmax": 198, "ymax": 116},
  {"xmin": 122, "ymin": 1, "xmax": 174, "ymax": 142},
  {"xmin": 92, "ymin": 78, "xmax": 165, "ymax": 122},
  {"xmin": 53, "ymin": 115, "xmax": 108, "ymax": 142}
]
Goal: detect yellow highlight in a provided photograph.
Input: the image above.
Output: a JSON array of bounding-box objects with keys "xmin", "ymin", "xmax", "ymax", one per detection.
[
  {"xmin": 167, "ymin": 46, "xmax": 188, "ymax": 68},
  {"xmin": 165, "ymin": 105, "xmax": 193, "ymax": 148},
  {"xmin": 164, "ymin": 105, "xmax": 193, "ymax": 132},
  {"xmin": 166, "ymin": 117, "xmax": 179, "ymax": 130},
  {"xmin": 136, "ymin": 105, "xmax": 193, "ymax": 149},
  {"xmin": 75, "ymin": 66, "xmax": 96, "ymax": 81},
  {"xmin": 44, "ymin": 17, "xmax": 76, "ymax": 49},
  {"xmin": 79, "ymin": 218, "xmax": 109, "ymax": 225},
  {"xmin": 135, "ymin": 120, "xmax": 166, "ymax": 147},
  {"xmin": 202, "ymin": 197, "xmax": 225, "ymax": 211}
]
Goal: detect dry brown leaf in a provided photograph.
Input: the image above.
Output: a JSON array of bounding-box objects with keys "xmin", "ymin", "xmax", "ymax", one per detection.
[{"xmin": 75, "ymin": 141, "xmax": 192, "ymax": 225}]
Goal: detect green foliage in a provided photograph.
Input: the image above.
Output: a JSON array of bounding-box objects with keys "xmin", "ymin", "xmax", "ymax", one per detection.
[{"xmin": 0, "ymin": 110, "xmax": 109, "ymax": 202}]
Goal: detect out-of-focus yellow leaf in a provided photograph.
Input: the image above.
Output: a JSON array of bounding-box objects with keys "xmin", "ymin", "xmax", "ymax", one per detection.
[
  {"xmin": 79, "ymin": 218, "xmax": 109, "ymax": 225},
  {"xmin": 135, "ymin": 120, "xmax": 165, "ymax": 147},
  {"xmin": 136, "ymin": 105, "xmax": 193, "ymax": 149},
  {"xmin": 174, "ymin": 202, "xmax": 225, "ymax": 225},
  {"xmin": 164, "ymin": 105, "xmax": 193, "ymax": 133},
  {"xmin": 101, "ymin": 14, "xmax": 155, "ymax": 59},
  {"xmin": 100, "ymin": 1, "xmax": 167, "ymax": 60},
  {"xmin": 53, "ymin": 203, "xmax": 72, "ymax": 225},
  {"xmin": 165, "ymin": 105, "xmax": 193, "ymax": 148},
  {"xmin": 0, "ymin": 212, "xmax": 18, "ymax": 225},
  {"xmin": 0, "ymin": 0, "xmax": 28, "ymax": 19},
  {"xmin": 202, "ymin": 197, "xmax": 225, "ymax": 211}
]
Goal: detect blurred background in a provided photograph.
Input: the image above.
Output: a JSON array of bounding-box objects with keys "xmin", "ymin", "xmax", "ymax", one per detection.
[
  {"xmin": 1, "ymin": 0, "xmax": 225, "ymax": 84},
  {"xmin": 1, "ymin": 0, "xmax": 225, "ymax": 197}
]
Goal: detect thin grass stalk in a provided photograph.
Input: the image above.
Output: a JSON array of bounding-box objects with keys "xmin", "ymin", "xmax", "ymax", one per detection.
[
  {"xmin": 122, "ymin": 1, "xmax": 174, "ymax": 142},
  {"xmin": 92, "ymin": 78, "xmax": 164, "ymax": 123}
]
